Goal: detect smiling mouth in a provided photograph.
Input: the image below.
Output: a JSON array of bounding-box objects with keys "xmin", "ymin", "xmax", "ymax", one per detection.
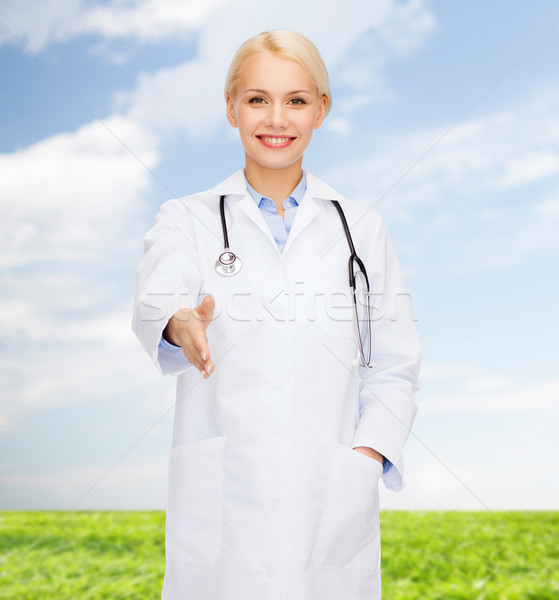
[{"xmin": 256, "ymin": 135, "xmax": 296, "ymax": 148}]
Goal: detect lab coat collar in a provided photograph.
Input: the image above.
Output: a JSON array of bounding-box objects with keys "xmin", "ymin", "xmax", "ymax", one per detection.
[
  {"xmin": 206, "ymin": 168, "xmax": 345, "ymax": 256},
  {"xmin": 304, "ymin": 170, "xmax": 345, "ymax": 202},
  {"xmin": 207, "ymin": 169, "xmax": 248, "ymax": 198},
  {"xmin": 207, "ymin": 168, "xmax": 345, "ymax": 202}
]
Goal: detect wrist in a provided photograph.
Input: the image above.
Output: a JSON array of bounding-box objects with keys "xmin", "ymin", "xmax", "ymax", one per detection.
[
  {"xmin": 353, "ymin": 446, "xmax": 384, "ymax": 464},
  {"xmin": 164, "ymin": 309, "xmax": 192, "ymax": 346}
]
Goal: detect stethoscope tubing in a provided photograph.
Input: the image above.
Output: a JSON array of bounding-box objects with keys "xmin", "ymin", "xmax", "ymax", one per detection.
[
  {"xmin": 215, "ymin": 194, "xmax": 373, "ymax": 366},
  {"xmin": 215, "ymin": 194, "xmax": 242, "ymax": 276}
]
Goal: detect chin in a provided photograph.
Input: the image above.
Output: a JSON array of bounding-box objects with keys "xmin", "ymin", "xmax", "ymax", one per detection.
[{"xmin": 250, "ymin": 154, "xmax": 304, "ymax": 172}]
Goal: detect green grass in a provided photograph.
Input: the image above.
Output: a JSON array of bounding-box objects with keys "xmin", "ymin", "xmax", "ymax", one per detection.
[
  {"xmin": 380, "ymin": 511, "xmax": 559, "ymax": 599},
  {"xmin": 0, "ymin": 512, "xmax": 165, "ymax": 599},
  {"xmin": 1, "ymin": 511, "xmax": 557, "ymax": 599}
]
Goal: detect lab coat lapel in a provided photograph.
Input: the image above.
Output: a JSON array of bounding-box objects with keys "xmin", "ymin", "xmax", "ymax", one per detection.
[
  {"xmin": 234, "ymin": 194, "xmax": 280, "ymax": 251},
  {"xmin": 282, "ymin": 190, "xmax": 320, "ymax": 255},
  {"xmin": 208, "ymin": 169, "xmax": 279, "ymax": 252},
  {"xmin": 283, "ymin": 170, "xmax": 345, "ymax": 256},
  {"xmin": 208, "ymin": 169, "xmax": 346, "ymax": 257}
]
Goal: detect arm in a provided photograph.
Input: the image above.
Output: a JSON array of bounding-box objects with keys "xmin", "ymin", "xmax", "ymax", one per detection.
[
  {"xmin": 351, "ymin": 218, "xmax": 421, "ymax": 491},
  {"xmin": 157, "ymin": 335, "xmax": 191, "ymax": 376},
  {"xmin": 132, "ymin": 198, "xmax": 211, "ymax": 376}
]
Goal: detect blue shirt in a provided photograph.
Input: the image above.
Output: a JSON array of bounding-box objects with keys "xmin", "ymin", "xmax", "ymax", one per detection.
[
  {"xmin": 158, "ymin": 171, "xmax": 392, "ymax": 474},
  {"xmin": 244, "ymin": 170, "xmax": 306, "ymax": 253}
]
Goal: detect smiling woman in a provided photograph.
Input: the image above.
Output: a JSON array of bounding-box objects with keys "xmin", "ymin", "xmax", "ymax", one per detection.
[
  {"xmin": 225, "ymin": 50, "xmax": 328, "ymax": 197},
  {"xmin": 132, "ymin": 29, "xmax": 420, "ymax": 600}
]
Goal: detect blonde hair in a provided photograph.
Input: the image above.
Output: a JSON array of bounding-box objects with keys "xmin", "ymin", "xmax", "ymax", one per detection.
[{"xmin": 224, "ymin": 30, "xmax": 332, "ymax": 117}]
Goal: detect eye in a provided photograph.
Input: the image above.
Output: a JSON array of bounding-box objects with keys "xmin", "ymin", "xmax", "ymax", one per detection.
[
  {"xmin": 289, "ymin": 98, "xmax": 306, "ymax": 105},
  {"xmin": 248, "ymin": 97, "xmax": 266, "ymax": 104}
]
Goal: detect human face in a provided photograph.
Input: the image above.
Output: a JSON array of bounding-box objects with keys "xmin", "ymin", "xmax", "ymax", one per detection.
[{"xmin": 226, "ymin": 51, "xmax": 327, "ymax": 176}]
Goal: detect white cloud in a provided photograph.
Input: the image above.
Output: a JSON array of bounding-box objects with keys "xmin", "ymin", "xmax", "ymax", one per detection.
[
  {"xmin": 0, "ymin": 0, "xmax": 227, "ymax": 50},
  {"xmin": 0, "ymin": 110, "xmax": 171, "ymax": 422},
  {"xmin": 0, "ymin": 0, "xmax": 82, "ymax": 50},
  {"xmin": 0, "ymin": 459, "xmax": 168, "ymax": 509},
  {"xmin": 0, "ymin": 115, "xmax": 158, "ymax": 267},
  {"xmin": 324, "ymin": 117, "xmax": 351, "ymax": 137},
  {"xmin": 517, "ymin": 193, "xmax": 559, "ymax": 254},
  {"xmin": 0, "ymin": 331, "xmax": 176, "ymax": 421},
  {"xmin": 0, "ymin": 0, "xmax": 436, "ymax": 63},
  {"xmin": 493, "ymin": 150, "xmax": 559, "ymax": 188},
  {"xmin": 324, "ymin": 85, "xmax": 559, "ymax": 273},
  {"xmin": 420, "ymin": 364, "xmax": 476, "ymax": 380},
  {"xmin": 118, "ymin": 58, "xmax": 228, "ymax": 141},
  {"xmin": 74, "ymin": 0, "xmax": 228, "ymax": 43},
  {"xmin": 422, "ymin": 379, "xmax": 559, "ymax": 413},
  {"xmin": 0, "ymin": 301, "xmax": 134, "ymax": 347},
  {"xmin": 0, "ymin": 110, "xmax": 165, "ymax": 428},
  {"xmin": 463, "ymin": 376, "xmax": 513, "ymax": 393},
  {"xmin": 381, "ymin": 453, "xmax": 559, "ymax": 509},
  {"xmin": 329, "ymin": 88, "xmax": 559, "ymax": 217},
  {"xmin": 435, "ymin": 188, "xmax": 559, "ymax": 273}
]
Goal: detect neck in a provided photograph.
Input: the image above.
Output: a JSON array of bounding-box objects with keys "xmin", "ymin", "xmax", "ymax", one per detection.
[{"xmin": 244, "ymin": 157, "xmax": 303, "ymax": 206}]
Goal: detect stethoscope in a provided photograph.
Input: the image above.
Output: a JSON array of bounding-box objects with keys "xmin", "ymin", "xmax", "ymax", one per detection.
[{"xmin": 215, "ymin": 194, "xmax": 373, "ymax": 367}]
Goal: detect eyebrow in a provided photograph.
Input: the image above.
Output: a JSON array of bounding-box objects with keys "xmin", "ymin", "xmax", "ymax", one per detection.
[{"xmin": 243, "ymin": 88, "xmax": 313, "ymax": 95}]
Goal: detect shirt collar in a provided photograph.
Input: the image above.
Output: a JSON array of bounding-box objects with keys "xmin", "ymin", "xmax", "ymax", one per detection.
[
  {"xmin": 244, "ymin": 170, "xmax": 307, "ymax": 208},
  {"xmin": 206, "ymin": 168, "xmax": 344, "ymax": 202}
]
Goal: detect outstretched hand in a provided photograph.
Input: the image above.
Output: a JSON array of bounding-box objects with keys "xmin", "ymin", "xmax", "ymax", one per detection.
[{"xmin": 163, "ymin": 295, "xmax": 216, "ymax": 378}]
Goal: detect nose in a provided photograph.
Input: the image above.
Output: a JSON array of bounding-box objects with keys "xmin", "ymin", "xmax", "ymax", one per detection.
[{"xmin": 264, "ymin": 102, "xmax": 288, "ymax": 129}]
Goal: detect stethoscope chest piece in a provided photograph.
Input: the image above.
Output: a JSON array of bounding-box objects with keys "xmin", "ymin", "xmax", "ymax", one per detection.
[
  {"xmin": 215, "ymin": 250, "xmax": 242, "ymax": 276},
  {"xmin": 216, "ymin": 194, "xmax": 243, "ymax": 276}
]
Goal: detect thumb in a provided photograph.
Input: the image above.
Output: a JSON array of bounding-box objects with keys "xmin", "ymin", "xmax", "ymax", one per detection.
[{"xmin": 195, "ymin": 295, "xmax": 215, "ymax": 321}]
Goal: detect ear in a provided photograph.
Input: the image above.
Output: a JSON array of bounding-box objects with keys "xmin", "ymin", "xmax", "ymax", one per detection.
[
  {"xmin": 225, "ymin": 94, "xmax": 238, "ymax": 128},
  {"xmin": 313, "ymin": 94, "xmax": 328, "ymax": 130}
]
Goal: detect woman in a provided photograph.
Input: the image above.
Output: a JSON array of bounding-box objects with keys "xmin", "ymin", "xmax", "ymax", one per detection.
[{"xmin": 133, "ymin": 30, "xmax": 420, "ymax": 600}]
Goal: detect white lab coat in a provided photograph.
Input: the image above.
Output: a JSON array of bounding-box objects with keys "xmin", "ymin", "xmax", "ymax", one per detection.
[{"xmin": 132, "ymin": 168, "xmax": 420, "ymax": 600}]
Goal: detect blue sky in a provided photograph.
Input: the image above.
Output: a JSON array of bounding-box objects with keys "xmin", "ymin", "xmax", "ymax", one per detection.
[{"xmin": 1, "ymin": 0, "xmax": 558, "ymax": 511}]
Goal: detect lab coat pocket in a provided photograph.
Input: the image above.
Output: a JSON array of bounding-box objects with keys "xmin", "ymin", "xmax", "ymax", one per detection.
[
  {"xmin": 312, "ymin": 441, "xmax": 382, "ymax": 571},
  {"xmin": 165, "ymin": 435, "xmax": 225, "ymax": 564}
]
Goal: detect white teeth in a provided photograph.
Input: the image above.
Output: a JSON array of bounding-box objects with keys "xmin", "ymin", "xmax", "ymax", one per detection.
[{"xmin": 260, "ymin": 136, "xmax": 292, "ymax": 144}]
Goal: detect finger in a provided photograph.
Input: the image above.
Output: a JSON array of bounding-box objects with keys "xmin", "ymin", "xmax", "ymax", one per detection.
[
  {"xmin": 192, "ymin": 334, "xmax": 211, "ymax": 370},
  {"xmin": 199, "ymin": 343, "xmax": 214, "ymax": 377},
  {"xmin": 182, "ymin": 345, "xmax": 204, "ymax": 372},
  {"xmin": 187, "ymin": 338, "xmax": 213, "ymax": 377},
  {"xmin": 202, "ymin": 360, "xmax": 215, "ymax": 379},
  {"xmin": 199, "ymin": 357, "xmax": 214, "ymax": 378},
  {"xmin": 181, "ymin": 329, "xmax": 207, "ymax": 370}
]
